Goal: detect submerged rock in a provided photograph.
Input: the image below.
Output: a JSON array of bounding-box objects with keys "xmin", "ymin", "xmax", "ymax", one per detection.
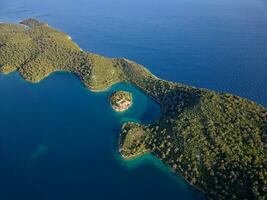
[{"xmin": 30, "ymin": 145, "xmax": 49, "ymax": 160}]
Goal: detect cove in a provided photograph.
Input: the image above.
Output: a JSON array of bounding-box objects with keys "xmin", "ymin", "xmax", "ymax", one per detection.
[{"xmin": 0, "ymin": 72, "xmax": 205, "ymax": 199}]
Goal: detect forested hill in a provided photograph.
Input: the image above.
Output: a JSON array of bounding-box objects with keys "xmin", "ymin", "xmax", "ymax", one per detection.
[{"xmin": 0, "ymin": 19, "xmax": 266, "ymax": 200}]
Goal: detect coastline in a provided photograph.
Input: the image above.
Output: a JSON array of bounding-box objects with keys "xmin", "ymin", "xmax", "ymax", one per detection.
[
  {"xmin": 120, "ymin": 149, "xmax": 206, "ymax": 195},
  {"xmin": 0, "ymin": 54, "xmax": 206, "ymax": 200},
  {"xmin": 1, "ymin": 19, "xmax": 266, "ymax": 200},
  {"xmin": 121, "ymin": 151, "xmax": 151, "ymax": 160},
  {"xmin": 123, "ymin": 150, "xmax": 206, "ymax": 195},
  {"xmin": 110, "ymin": 102, "xmax": 133, "ymax": 112}
]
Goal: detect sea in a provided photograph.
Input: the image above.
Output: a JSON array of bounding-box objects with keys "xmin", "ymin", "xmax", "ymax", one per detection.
[{"xmin": 0, "ymin": 0, "xmax": 266, "ymax": 199}]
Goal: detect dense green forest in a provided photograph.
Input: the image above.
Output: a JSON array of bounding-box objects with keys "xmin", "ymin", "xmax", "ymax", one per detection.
[{"xmin": 0, "ymin": 19, "xmax": 266, "ymax": 200}]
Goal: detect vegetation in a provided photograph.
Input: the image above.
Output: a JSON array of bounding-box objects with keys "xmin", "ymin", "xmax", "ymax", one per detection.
[
  {"xmin": 109, "ymin": 90, "xmax": 133, "ymax": 112},
  {"xmin": 0, "ymin": 19, "xmax": 266, "ymax": 200}
]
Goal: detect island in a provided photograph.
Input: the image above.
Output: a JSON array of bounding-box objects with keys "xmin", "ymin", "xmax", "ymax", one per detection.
[
  {"xmin": 0, "ymin": 19, "xmax": 266, "ymax": 200},
  {"xmin": 109, "ymin": 90, "xmax": 133, "ymax": 112}
]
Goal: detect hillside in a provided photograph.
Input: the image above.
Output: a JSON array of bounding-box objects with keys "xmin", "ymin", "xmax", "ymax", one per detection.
[{"xmin": 0, "ymin": 19, "xmax": 266, "ymax": 200}]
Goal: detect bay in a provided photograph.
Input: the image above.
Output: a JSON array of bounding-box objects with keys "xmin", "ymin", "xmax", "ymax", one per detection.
[
  {"xmin": 0, "ymin": 72, "xmax": 203, "ymax": 199},
  {"xmin": 0, "ymin": 0, "xmax": 266, "ymax": 199}
]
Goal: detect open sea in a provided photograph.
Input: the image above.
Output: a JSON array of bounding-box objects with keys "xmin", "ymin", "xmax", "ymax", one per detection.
[{"xmin": 0, "ymin": 0, "xmax": 266, "ymax": 199}]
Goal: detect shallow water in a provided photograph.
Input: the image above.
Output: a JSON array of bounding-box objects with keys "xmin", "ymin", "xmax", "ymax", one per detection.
[
  {"xmin": 0, "ymin": 0, "xmax": 266, "ymax": 199},
  {"xmin": 1, "ymin": 0, "xmax": 266, "ymax": 106},
  {"xmin": 0, "ymin": 72, "xmax": 204, "ymax": 199}
]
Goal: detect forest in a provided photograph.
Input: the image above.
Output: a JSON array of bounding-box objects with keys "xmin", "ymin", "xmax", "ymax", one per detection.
[{"xmin": 0, "ymin": 19, "xmax": 266, "ymax": 200}]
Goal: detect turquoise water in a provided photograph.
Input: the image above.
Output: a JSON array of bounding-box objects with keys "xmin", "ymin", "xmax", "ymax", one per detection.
[
  {"xmin": 0, "ymin": 0, "xmax": 267, "ymax": 199},
  {"xmin": 0, "ymin": 72, "xmax": 204, "ymax": 199}
]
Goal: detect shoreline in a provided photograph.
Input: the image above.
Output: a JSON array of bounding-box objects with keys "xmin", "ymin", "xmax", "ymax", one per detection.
[
  {"xmin": 121, "ymin": 150, "xmax": 206, "ymax": 196},
  {"xmin": 111, "ymin": 103, "xmax": 133, "ymax": 112},
  {"xmin": 121, "ymin": 151, "xmax": 151, "ymax": 160},
  {"xmin": 1, "ymin": 19, "xmax": 266, "ymax": 199}
]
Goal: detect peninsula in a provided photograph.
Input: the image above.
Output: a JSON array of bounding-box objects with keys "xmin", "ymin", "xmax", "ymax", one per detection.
[
  {"xmin": 109, "ymin": 90, "xmax": 133, "ymax": 112},
  {"xmin": 0, "ymin": 19, "xmax": 266, "ymax": 200}
]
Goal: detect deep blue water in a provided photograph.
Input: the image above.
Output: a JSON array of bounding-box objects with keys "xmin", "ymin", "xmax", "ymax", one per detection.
[
  {"xmin": 0, "ymin": 72, "xmax": 204, "ymax": 200},
  {"xmin": 0, "ymin": 0, "xmax": 267, "ymax": 199},
  {"xmin": 1, "ymin": 0, "xmax": 266, "ymax": 105}
]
